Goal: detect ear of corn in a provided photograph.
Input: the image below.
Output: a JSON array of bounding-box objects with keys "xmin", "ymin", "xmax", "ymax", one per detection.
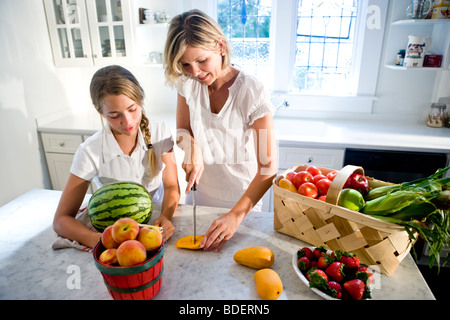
[
  {"xmin": 365, "ymin": 184, "xmax": 402, "ymax": 201},
  {"xmin": 368, "ymin": 200, "xmax": 437, "ymax": 222},
  {"xmin": 361, "ymin": 191, "xmax": 424, "ymax": 216}
]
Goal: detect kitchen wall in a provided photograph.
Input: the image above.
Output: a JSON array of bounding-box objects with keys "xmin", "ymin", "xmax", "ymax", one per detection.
[{"xmin": 0, "ymin": 0, "xmax": 448, "ymax": 206}]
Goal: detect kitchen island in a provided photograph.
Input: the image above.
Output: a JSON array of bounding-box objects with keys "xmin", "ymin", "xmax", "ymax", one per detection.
[{"xmin": 0, "ymin": 189, "xmax": 435, "ymax": 300}]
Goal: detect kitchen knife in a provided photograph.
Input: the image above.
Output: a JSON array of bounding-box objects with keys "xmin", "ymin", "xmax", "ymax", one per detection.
[{"xmin": 192, "ymin": 183, "xmax": 197, "ymax": 243}]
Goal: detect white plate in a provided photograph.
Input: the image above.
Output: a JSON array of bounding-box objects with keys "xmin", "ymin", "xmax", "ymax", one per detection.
[{"xmin": 292, "ymin": 251, "xmax": 339, "ymax": 300}]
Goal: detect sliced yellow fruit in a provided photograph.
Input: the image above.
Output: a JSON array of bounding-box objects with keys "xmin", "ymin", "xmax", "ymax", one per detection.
[
  {"xmin": 278, "ymin": 178, "xmax": 297, "ymax": 192},
  {"xmin": 175, "ymin": 235, "xmax": 204, "ymax": 250}
]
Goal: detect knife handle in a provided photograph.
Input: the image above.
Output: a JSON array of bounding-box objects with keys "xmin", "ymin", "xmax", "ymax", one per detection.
[{"xmin": 191, "ymin": 183, "xmax": 197, "ymax": 191}]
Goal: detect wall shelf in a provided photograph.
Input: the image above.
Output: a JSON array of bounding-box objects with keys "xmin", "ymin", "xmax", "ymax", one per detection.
[
  {"xmin": 392, "ymin": 19, "xmax": 450, "ymax": 26},
  {"xmin": 385, "ymin": 64, "xmax": 448, "ymax": 71}
]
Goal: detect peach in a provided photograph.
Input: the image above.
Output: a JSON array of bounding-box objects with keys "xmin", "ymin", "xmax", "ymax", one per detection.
[
  {"xmin": 112, "ymin": 218, "xmax": 139, "ymax": 244},
  {"xmin": 116, "ymin": 240, "xmax": 147, "ymax": 266},
  {"xmin": 137, "ymin": 226, "xmax": 163, "ymax": 251},
  {"xmin": 99, "ymin": 248, "xmax": 118, "ymax": 265},
  {"xmin": 101, "ymin": 225, "xmax": 120, "ymax": 249}
]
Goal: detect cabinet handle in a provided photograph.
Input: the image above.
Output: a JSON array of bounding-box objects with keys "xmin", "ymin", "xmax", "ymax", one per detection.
[
  {"xmin": 307, "ymin": 157, "xmax": 313, "ymax": 163},
  {"xmin": 59, "ymin": 142, "xmax": 65, "ymax": 147}
]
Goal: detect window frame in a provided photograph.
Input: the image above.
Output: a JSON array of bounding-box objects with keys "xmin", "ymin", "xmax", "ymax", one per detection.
[{"xmin": 213, "ymin": 0, "xmax": 388, "ymax": 115}]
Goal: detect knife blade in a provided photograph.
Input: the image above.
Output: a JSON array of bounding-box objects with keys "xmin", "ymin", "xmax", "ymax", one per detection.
[{"xmin": 192, "ymin": 183, "xmax": 197, "ymax": 244}]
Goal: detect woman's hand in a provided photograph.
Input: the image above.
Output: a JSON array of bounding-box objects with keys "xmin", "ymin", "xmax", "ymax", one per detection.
[
  {"xmin": 200, "ymin": 210, "xmax": 245, "ymax": 252},
  {"xmin": 182, "ymin": 142, "xmax": 204, "ymax": 193},
  {"xmin": 154, "ymin": 215, "xmax": 175, "ymax": 241},
  {"xmin": 176, "ymin": 94, "xmax": 204, "ymax": 193}
]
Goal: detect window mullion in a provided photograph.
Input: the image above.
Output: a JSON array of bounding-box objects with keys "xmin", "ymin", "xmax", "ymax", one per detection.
[{"xmin": 271, "ymin": 0, "xmax": 298, "ymax": 94}]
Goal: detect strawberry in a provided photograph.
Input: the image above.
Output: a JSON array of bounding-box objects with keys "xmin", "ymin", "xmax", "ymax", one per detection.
[
  {"xmin": 356, "ymin": 266, "xmax": 374, "ymax": 285},
  {"xmin": 316, "ymin": 255, "xmax": 330, "ymax": 269},
  {"xmin": 343, "ymin": 279, "xmax": 365, "ymax": 300},
  {"xmin": 297, "ymin": 247, "xmax": 313, "ymax": 260},
  {"xmin": 313, "ymin": 246, "xmax": 327, "ymax": 259},
  {"xmin": 340, "ymin": 252, "xmax": 360, "ymax": 271},
  {"xmin": 327, "ymin": 281, "xmax": 342, "ymax": 299},
  {"xmin": 325, "ymin": 261, "xmax": 345, "ymax": 282},
  {"xmin": 331, "ymin": 250, "xmax": 343, "ymax": 261},
  {"xmin": 306, "ymin": 268, "xmax": 328, "ymax": 282},
  {"xmin": 298, "ymin": 256, "xmax": 311, "ymax": 272},
  {"xmin": 309, "ymin": 269, "xmax": 328, "ymax": 292}
]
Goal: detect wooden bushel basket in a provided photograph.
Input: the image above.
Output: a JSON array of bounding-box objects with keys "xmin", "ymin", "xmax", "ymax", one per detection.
[
  {"xmin": 93, "ymin": 241, "xmax": 164, "ymax": 300},
  {"xmin": 273, "ymin": 165, "xmax": 416, "ymax": 276}
]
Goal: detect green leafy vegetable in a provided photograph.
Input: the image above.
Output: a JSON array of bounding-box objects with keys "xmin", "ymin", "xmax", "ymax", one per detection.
[{"xmin": 362, "ymin": 166, "xmax": 450, "ymax": 272}]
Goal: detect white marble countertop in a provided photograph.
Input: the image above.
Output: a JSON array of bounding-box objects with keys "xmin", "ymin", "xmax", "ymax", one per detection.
[
  {"xmin": 36, "ymin": 109, "xmax": 450, "ymax": 154},
  {"xmin": 0, "ymin": 189, "xmax": 435, "ymax": 300}
]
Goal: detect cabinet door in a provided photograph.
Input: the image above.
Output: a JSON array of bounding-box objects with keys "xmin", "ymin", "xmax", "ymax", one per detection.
[
  {"xmin": 45, "ymin": 153, "xmax": 75, "ymax": 190},
  {"xmin": 43, "ymin": 0, "xmax": 93, "ymax": 67},
  {"xmin": 278, "ymin": 147, "xmax": 345, "ymax": 170},
  {"xmin": 85, "ymin": 0, "xmax": 134, "ymax": 65}
]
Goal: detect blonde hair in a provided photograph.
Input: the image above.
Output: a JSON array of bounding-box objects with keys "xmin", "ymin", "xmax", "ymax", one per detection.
[
  {"xmin": 163, "ymin": 9, "xmax": 231, "ymax": 87},
  {"xmin": 89, "ymin": 65, "xmax": 157, "ymax": 177}
]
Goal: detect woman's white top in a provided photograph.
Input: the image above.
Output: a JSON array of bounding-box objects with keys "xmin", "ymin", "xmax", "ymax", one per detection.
[
  {"xmin": 70, "ymin": 121, "xmax": 174, "ymax": 202},
  {"xmin": 177, "ymin": 68, "xmax": 274, "ymax": 211}
]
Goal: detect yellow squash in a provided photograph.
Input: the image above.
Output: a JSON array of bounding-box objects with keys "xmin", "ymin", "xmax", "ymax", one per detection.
[
  {"xmin": 254, "ymin": 268, "xmax": 283, "ymax": 300},
  {"xmin": 175, "ymin": 235, "xmax": 204, "ymax": 250},
  {"xmin": 233, "ymin": 246, "xmax": 274, "ymax": 269}
]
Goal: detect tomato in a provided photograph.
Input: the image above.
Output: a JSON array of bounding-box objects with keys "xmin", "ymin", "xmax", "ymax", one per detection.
[
  {"xmin": 326, "ymin": 170, "xmax": 338, "ymax": 181},
  {"xmin": 293, "ymin": 171, "xmax": 314, "ymax": 188},
  {"xmin": 313, "ymin": 174, "xmax": 327, "ymax": 184},
  {"xmin": 318, "ymin": 195, "xmax": 327, "ymax": 201},
  {"xmin": 316, "ymin": 178, "xmax": 332, "ymax": 196},
  {"xmin": 285, "ymin": 171, "xmax": 296, "ymax": 184},
  {"xmin": 298, "ymin": 182, "xmax": 318, "ymax": 198},
  {"xmin": 306, "ymin": 166, "xmax": 322, "ymax": 177}
]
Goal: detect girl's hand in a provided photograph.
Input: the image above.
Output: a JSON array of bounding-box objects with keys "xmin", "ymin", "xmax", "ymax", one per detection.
[{"xmin": 154, "ymin": 216, "xmax": 175, "ymax": 241}]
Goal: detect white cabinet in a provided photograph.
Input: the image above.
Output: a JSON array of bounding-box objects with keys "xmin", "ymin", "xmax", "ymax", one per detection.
[
  {"xmin": 43, "ymin": 0, "xmax": 134, "ymax": 67},
  {"xmin": 41, "ymin": 132, "xmax": 82, "ymax": 190},
  {"xmin": 41, "ymin": 132, "xmax": 83, "ymax": 153},
  {"xmin": 44, "ymin": 152, "xmax": 77, "ymax": 191},
  {"xmin": 41, "ymin": 132, "xmax": 95, "ymax": 193},
  {"xmin": 278, "ymin": 146, "xmax": 345, "ymax": 171}
]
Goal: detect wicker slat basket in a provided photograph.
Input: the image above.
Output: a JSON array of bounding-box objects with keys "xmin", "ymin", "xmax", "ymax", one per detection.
[{"xmin": 273, "ymin": 165, "xmax": 416, "ymax": 276}]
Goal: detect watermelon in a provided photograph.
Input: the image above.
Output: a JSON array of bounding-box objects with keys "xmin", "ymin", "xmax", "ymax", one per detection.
[{"xmin": 88, "ymin": 181, "xmax": 152, "ymax": 232}]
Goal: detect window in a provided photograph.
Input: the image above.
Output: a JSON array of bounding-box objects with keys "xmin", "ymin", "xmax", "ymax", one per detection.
[
  {"xmin": 216, "ymin": 0, "xmax": 387, "ymax": 113},
  {"xmin": 293, "ymin": 0, "xmax": 358, "ymax": 94},
  {"xmin": 217, "ymin": 0, "xmax": 272, "ymax": 83}
]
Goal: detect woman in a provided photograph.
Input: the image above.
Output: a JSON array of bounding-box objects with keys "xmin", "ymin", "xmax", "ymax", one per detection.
[
  {"xmin": 53, "ymin": 65, "xmax": 180, "ymax": 249},
  {"xmin": 164, "ymin": 10, "xmax": 277, "ymax": 252}
]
